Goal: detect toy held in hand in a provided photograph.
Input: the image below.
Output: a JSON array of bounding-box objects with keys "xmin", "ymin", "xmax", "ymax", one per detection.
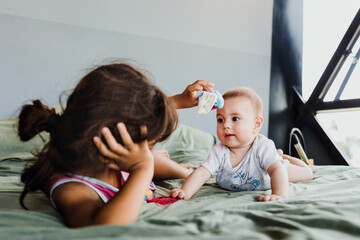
[{"xmin": 197, "ymin": 90, "xmax": 224, "ymax": 114}]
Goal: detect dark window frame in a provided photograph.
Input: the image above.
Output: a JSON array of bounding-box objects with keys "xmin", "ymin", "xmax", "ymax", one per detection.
[{"xmin": 292, "ymin": 9, "xmax": 360, "ymax": 165}]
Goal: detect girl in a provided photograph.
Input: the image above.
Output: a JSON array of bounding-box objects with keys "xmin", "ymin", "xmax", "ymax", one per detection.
[{"xmin": 18, "ymin": 62, "xmax": 214, "ymax": 227}]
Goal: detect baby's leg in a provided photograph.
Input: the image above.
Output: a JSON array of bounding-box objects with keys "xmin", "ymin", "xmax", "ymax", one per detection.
[
  {"xmin": 282, "ymin": 153, "xmax": 313, "ymax": 182},
  {"xmin": 277, "ymin": 149, "xmax": 313, "ymax": 182},
  {"xmin": 152, "ymin": 150, "xmax": 193, "ymax": 180}
]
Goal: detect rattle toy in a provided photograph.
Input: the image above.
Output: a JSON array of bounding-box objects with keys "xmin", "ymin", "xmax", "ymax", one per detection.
[{"xmin": 197, "ymin": 90, "xmax": 224, "ymax": 114}]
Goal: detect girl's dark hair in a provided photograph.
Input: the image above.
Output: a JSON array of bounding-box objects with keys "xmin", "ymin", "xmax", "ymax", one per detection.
[{"xmin": 18, "ymin": 63, "xmax": 178, "ymax": 209}]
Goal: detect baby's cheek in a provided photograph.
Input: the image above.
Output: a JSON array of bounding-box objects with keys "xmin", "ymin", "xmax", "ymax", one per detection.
[{"xmin": 216, "ymin": 128, "xmax": 223, "ymax": 140}]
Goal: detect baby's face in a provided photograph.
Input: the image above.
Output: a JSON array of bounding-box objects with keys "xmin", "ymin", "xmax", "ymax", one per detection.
[{"xmin": 216, "ymin": 96, "xmax": 259, "ymax": 149}]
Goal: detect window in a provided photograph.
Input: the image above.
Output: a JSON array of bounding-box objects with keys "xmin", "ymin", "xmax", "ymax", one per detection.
[{"xmin": 302, "ymin": 1, "xmax": 360, "ymax": 166}]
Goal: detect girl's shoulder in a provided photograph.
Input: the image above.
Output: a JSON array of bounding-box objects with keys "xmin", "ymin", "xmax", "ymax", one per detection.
[
  {"xmin": 51, "ymin": 181, "xmax": 103, "ymax": 227},
  {"xmin": 51, "ymin": 179, "xmax": 102, "ymax": 206}
]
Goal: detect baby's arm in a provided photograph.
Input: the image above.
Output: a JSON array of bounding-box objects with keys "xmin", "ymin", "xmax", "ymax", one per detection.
[
  {"xmin": 257, "ymin": 161, "xmax": 289, "ymax": 201},
  {"xmin": 170, "ymin": 166, "xmax": 211, "ymax": 200}
]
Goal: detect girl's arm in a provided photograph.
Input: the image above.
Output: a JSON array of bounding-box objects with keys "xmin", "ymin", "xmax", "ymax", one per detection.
[
  {"xmin": 93, "ymin": 166, "xmax": 153, "ymax": 225},
  {"xmin": 169, "ymin": 80, "xmax": 214, "ymax": 109},
  {"xmin": 257, "ymin": 160, "xmax": 289, "ymax": 201},
  {"xmin": 53, "ymin": 123, "xmax": 155, "ymax": 227},
  {"xmin": 169, "ymin": 166, "xmax": 211, "ymax": 200},
  {"xmin": 93, "ymin": 123, "xmax": 155, "ymax": 224},
  {"xmin": 53, "ymin": 164, "xmax": 153, "ymax": 227}
]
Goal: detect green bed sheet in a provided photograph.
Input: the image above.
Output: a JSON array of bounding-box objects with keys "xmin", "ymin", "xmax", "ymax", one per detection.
[{"xmin": 1, "ymin": 116, "xmax": 360, "ymax": 240}]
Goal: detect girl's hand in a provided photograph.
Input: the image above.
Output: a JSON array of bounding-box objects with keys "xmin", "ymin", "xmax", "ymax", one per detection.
[
  {"xmin": 93, "ymin": 123, "xmax": 154, "ymax": 173},
  {"xmin": 257, "ymin": 194, "xmax": 284, "ymax": 202},
  {"xmin": 169, "ymin": 80, "xmax": 214, "ymax": 109}
]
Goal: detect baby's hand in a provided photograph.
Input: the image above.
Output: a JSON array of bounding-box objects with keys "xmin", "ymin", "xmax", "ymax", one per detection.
[
  {"xmin": 169, "ymin": 188, "xmax": 190, "ymax": 200},
  {"xmin": 257, "ymin": 194, "xmax": 284, "ymax": 202}
]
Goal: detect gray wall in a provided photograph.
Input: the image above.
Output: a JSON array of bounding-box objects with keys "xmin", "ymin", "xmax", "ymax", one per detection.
[{"xmin": 0, "ymin": 0, "xmax": 273, "ymax": 136}]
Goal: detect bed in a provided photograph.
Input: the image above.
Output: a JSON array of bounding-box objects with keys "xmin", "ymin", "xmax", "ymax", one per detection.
[{"xmin": 1, "ymin": 113, "xmax": 360, "ymax": 240}]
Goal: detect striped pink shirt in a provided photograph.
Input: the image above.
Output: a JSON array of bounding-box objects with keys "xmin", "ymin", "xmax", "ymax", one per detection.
[{"xmin": 46, "ymin": 172, "xmax": 156, "ymax": 209}]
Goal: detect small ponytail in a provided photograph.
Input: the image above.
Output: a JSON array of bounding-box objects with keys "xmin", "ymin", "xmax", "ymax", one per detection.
[
  {"xmin": 18, "ymin": 100, "xmax": 59, "ymax": 209},
  {"xmin": 18, "ymin": 100, "xmax": 55, "ymax": 141}
]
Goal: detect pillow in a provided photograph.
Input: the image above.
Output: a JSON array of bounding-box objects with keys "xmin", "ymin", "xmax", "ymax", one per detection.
[
  {"xmin": 0, "ymin": 103, "xmax": 216, "ymax": 166},
  {"xmin": 154, "ymin": 124, "xmax": 217, "ymax": 166}
]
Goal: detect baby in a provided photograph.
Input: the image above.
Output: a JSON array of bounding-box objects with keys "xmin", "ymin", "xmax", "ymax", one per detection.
[{"xmin": 170, "ymin": 87, "xmax": 313, "ymax": 201}]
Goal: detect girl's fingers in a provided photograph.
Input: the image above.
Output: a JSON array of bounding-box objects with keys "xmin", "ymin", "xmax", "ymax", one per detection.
[
  {"xmin": 117, "ymin": 122, "xmax": 135, "ymax": 148},
  {"xmin": 96, "ymin": 123, "xmax": 148, "ymax": 160},
  {"xmin": 198, "ymin": 80, "xmax": 214, "ymax": 92},
  {"xmin": 140, "ymin": 125, "xmax": 148, "ymax": 137},
  {"xmin": 101, "ymin": 127, "xmax": 126, "ymax": 154},
  {"xmin": 93, "ymin": 136, "xmax": 122, "ymax": 160},
  {"xmin": 187, "ymin": 81, "xmax": 203, "ymax": 92},
  {"xmin": 191, "ymin": 80, "xmax": 214, "ymax": 93},
  {"xmin": 139, "ymin": 125, "xmax": 148, "ymax": 147}
]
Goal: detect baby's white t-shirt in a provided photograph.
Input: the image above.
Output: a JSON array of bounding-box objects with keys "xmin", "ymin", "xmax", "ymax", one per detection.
[{"xmin": 201, "ymin": 134, "xmax": 287, "ymax": 191}]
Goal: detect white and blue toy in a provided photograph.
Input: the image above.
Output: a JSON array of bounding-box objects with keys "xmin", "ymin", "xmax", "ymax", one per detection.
[{"xmin": 197, "ymin": 90, "xmax": 224, "ymax": 114}]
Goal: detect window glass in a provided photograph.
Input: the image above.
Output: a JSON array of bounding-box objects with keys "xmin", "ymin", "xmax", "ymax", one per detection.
[
  {"xmin": 324, "ymin": 37, "xmax": 360, "ymax": 101},
  {"xmin": 317, "ymin": 111, "xmax": 360, "ymax": 166}
]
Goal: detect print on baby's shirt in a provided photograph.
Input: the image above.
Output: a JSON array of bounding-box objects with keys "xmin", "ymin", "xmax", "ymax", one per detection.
[{"xmin": 230, "ymin": 170, "xmax": 260, "ymax": 191}]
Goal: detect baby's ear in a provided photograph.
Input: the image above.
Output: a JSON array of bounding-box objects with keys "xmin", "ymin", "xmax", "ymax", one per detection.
[{"xmin": 253, "ymin": 117, "xmax": 264, "ymax": 133}]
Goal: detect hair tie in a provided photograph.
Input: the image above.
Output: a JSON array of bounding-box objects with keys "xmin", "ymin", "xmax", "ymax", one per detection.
[{"xmin": 45, "ymin": 113, "xmax": 61, "ymax": 133}]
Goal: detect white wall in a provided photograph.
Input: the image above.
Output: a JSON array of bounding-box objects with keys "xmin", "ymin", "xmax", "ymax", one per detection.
[{"xmin": 0, "ymin": 0, "xmax": 273, "ymax": 136}]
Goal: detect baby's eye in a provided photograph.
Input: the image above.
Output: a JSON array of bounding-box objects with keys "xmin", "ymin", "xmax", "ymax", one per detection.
[
  {"xmin": 232, "ymin": 117, "xmax": 240, "ymax": 121},
  {"xmin": 217, "ymin": 118, "xmax": 224, "ymax": 123}
]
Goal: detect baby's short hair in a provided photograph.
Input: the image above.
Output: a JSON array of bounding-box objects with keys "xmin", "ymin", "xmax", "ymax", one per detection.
[{"xmin": 223, "ymin": 87, "xmax": 263, "ymax": 117}]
